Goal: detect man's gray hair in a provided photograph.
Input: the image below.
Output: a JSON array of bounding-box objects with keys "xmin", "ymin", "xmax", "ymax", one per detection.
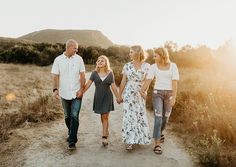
[{"xmin": 66, "ymin": 39, "xmax": 78, "ymax": 48}]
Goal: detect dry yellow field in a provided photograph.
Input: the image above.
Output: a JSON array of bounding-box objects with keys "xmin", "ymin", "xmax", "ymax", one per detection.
[{"xmin": 0, "ymin": 63, "xmax": 236, "ymax": 166}]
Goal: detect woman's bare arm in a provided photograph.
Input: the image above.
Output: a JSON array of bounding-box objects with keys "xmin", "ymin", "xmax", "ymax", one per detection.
[{"xmin": 83, "ymin": 80, "xmax": 93, "ymax": 93}]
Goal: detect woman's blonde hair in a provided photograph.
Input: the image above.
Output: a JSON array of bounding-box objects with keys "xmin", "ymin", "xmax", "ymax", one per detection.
[
  {"xmin": 95, "ymin": 55, "xmax": 111, "ymax": 73},
  {"xmin": 154, "ymin": 47, "xmax": 170, "ymax": 64},
  {"xmin": 130, "ymin": 45, "xmax": 146, "ymax": 62}
]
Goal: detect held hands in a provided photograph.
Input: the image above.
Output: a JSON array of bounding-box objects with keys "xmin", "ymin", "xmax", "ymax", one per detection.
[
  {"xmin": 76, "ymin": 89, "xmax": 83, "ymax": 99},
  {"xmin": 116, "ymin": 96, "xmax": 123, "ymax": 104},
  {"xmin": 140, "ymin": 91, "xmax": 147, "ymax": 100}
]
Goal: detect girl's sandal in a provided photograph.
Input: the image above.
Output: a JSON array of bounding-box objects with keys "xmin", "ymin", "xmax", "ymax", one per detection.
[
  {"xmin": 153, "ymin": 145, "xmax": 162, "ymax": 154},
  {"xmin": 102, "ymin": 136, "xmax": 108, "ymax": 147},
  {"xmin": 160, "ymin": 134, "xmax": 165, "ymax": 143}
]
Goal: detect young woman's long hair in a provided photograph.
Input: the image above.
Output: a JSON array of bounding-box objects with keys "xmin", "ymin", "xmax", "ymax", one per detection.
[
  {"xmin": 131, "ymin": 45, "xmax": 146, "ymax": 62},
  {"xmin": 95, "ymin": 55, "xmax": 111, "ymax": 73},
  {"xmin": 154, "ymin": 47, "xmax": 170, "ymax": 65}
]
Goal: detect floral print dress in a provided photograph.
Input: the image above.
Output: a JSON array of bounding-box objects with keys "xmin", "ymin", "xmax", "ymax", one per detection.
[{"xmin": 121, "ymin": 62, "xmax": 151, "ymax": 144}]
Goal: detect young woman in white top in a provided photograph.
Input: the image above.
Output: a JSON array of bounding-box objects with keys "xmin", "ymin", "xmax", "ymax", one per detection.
[{"xmin": 141, "ymin": 47, "xmax": 179, "ymax": 154}]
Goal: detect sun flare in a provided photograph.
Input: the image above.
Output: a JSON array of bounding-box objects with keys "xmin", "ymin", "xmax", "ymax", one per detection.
[{"xmin": 5, "ymin": 93, "xmax": 16, "ymax": 102}]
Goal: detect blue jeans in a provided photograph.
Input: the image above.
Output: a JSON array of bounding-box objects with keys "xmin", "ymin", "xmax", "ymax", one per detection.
[
  {"xmin": 152, "ymin": 90, "xmax": 173, "ymax": 139},
  {"xmin": 61, "ymin": 97, "xmax": 82, "ymax": 145}
]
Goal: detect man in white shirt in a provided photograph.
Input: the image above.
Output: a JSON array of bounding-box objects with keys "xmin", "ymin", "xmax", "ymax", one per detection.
[{"xmin": 51, "ymin": 39, "xmax": 85, "ymax": 150}]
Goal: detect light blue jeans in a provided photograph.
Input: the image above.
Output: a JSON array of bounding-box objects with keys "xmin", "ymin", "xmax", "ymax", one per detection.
[
  {"xmin": 152, "ymin": 90, "xmax": 173, "ymax": 139},
  {"xmin": 61, "ymin": 97, "xmax": 82, "ymax": 145}
]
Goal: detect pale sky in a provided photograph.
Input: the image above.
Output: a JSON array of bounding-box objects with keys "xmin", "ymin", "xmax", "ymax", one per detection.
[{"xmin": 0, "ymin": 0, "xmax": 236, "ymax": 49}]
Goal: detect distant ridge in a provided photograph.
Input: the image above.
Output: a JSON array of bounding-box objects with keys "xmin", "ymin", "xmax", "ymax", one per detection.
[
  {"xmin": 18, "ymin": 29, "xmax": 113, "ymax": 48},
  {"xmin": 0, "ymin": 37, "xmax": 33, "ymax": 44}
]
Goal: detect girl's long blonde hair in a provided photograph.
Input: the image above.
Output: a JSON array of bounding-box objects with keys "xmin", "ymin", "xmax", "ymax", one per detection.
[
  {"xmin": 131, "ymin": 45, "xmax": 146, "ymax": 62},
  {"xmin": 154, "ymin": 47, "xmax": 170, "ymax": 65},
  {"xmin": 95, "ymin": 55, "xmax": 111, "ymax": 73}
]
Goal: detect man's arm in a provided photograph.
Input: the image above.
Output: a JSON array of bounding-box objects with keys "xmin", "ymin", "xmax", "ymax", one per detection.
[
  {"xmin": 76, "ymin": 72, "xmax": 86, "ymax": 98},
  {"xmin": 53, "ymin": 74, "xmax": 59, "ymax": 89},
  {"xmin": 52, "ymin": 74, "xmax": 60, "ymax": 99},
  {"xmin": 80, "ymin": 72, "xmax": 86, "ymax": 89}
]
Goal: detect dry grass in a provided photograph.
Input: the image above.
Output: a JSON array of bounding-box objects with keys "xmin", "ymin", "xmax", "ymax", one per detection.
[
  {"xmin": 0, "ymin": 63, "xmax": 112, "ymax": 142},
  {"xmin": 85, "ymin": 64, "xmax": 96, "ymax": 72},
  {"xmin": 113, "ymin": 64, "xmax": 236, "ymax": 167},
  {"xmin": 0, "ymin": 63, "xmax": 102, "ymax": 142},
  {"xmin": 171, "ymin": 67, "xmax": 236, "ymax": 166},
  {"xmin": 0, "ymin": 63, "xmax": 62, "ymax": 142},
  {"xmin": 1, "ymin": 63, "xmax": 235, "ymax": 166}
]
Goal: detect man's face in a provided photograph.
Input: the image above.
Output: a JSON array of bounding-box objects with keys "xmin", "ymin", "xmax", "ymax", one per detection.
[{"xmin": 67, "ymin": 43, "xmax": 78, "ymax": 56}]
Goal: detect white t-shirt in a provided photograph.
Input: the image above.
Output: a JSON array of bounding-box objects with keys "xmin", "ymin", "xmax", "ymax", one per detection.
[
  {"xmin": 147, "ymin": 62, "xmax": 179, "ymax": 90},
  {"xmin": 51, "ymin": 54, "xmax": 85, "ymax": 100}
]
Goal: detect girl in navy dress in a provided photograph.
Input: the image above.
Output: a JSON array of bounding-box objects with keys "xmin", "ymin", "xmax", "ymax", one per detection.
[{"xmin": 83, "ymin": 55, "xmax": 121, "ymax": 146}]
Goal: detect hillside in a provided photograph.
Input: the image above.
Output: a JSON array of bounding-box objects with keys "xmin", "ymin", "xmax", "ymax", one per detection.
[
  {"xmin": 0, "ymin": 37, "xmax": 34, "ymax": 44},
  {"xmin": 0, "ymin": 37, "xmax": 35, "ymax": 52},
  {"xmin": 18, "ymin": 29, "xmax": 113, "ymax": 48}
]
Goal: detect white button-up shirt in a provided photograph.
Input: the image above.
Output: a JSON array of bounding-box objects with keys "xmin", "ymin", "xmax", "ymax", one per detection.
[{"xmin": 51, "ymin": 53, "xmax": 85, "ymax": 100}]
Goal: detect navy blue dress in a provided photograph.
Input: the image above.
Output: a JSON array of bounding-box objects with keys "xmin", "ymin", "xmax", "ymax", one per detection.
[{"xmin": 90, "ymin": 71, "xmax": 115, "ymax": 114}]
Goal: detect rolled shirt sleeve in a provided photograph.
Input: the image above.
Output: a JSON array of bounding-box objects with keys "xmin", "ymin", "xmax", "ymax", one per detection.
[{"xmin": 51, "ymin": 58, "xmax": 59, "ymax": 75}]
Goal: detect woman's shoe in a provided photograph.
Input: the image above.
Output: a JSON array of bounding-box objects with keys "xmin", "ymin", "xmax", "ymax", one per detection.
[
  {"xmin": 160, "ymin": 134, "xmax": 165, "ymax": 143},
  {"xmin": 153, "ymin": 145, "xmax": 162, "ymax": 154},
  {"xmin": 102, "ymin": 136, "xmax": 108, "ymax": 147},
  {"xmin": 126, "ymin": 144, "xmax": 133, "ymax": 151}
]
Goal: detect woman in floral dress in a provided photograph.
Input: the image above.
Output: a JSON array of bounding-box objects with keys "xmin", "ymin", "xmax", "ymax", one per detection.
[{"xmin": 119, "ymin": 45, "xmax": 151, "ymax": 150}]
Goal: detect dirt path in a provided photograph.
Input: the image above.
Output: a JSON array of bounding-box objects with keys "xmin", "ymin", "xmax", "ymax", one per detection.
[{"xmin": 0, "ymin": 73, "xmax": 197, "ymax": 167}]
